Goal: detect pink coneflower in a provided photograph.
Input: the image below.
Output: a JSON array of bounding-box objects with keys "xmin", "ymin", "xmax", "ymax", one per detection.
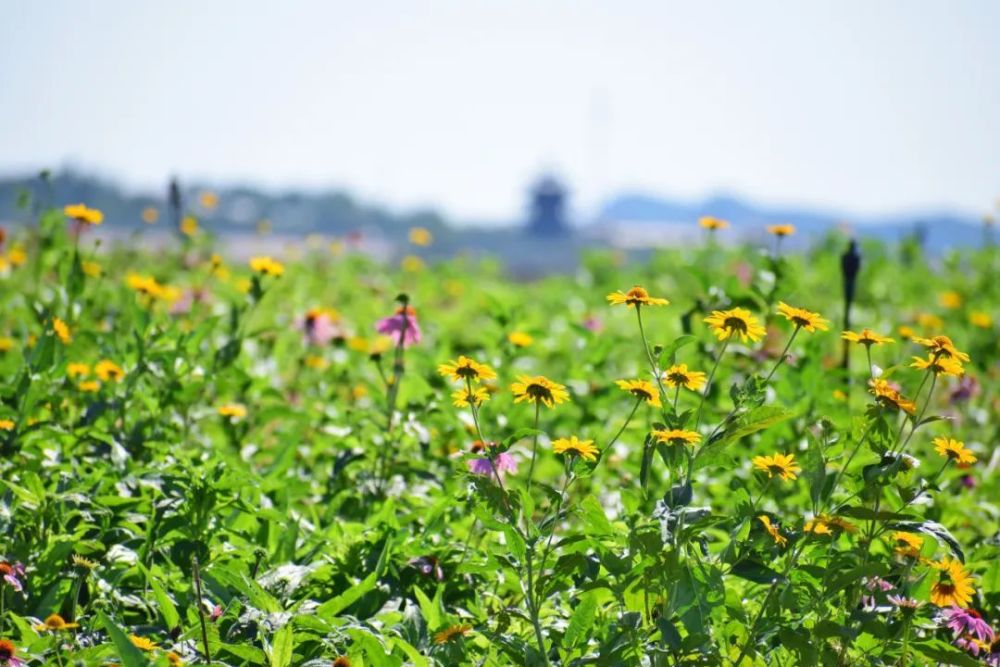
[
  {"xmin": 960, "ymin": 474, "xmax": 977, "ymax": 489},
  {"xmin": 0, "ymin": 561, "xmax": 25, "ymax": 592},
  {"xmin": 945, "ymin": 607, "xmax": 994, "ymax": 642},
  {"xmin": 0, "ymin": 639, "xmax": 25, "ymax": 667},
  {"xmin": 865, "ymin": 577, "xmax": 894, "ymax": 592},
  {"xmin": 956, "ymin": 635, "xmax": 989, "ymax": 657},
  {"xmin": 169, "ymin": 287, "xmax": 212, "ymax": 315},
  {"xmin": 375, "ymin": 305, "xmax": 421, "ymax": 347},
  {"xmin": 211, "ymin": 604, "xmax": 223, "ymax": 622},
  {"xmin": 297, "ymin": 308, "xmax": 342, "ymax": 347},
  {"xmin": 409, "ymin": 555, "xmax": 444, "ymax": 581},
  {"xmin": 583, "ymin": 316, "xmax": 603, "ymax": 333},
  {"xmin": 950, "ymin": 375, "xmax": 979, "ymax": 403},
  {"xmin": 888, "ymin": 595, "xmax": 922, "ymax": 610},
  {"xmin": 468, "ymin": 452, "xmax": 517, "ymax": 478}
]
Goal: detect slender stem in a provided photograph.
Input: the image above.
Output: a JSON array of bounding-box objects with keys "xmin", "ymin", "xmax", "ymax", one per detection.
[
  {"xmin": 763, "ymin": 326, "xmax": 800, "ymax": 384},
  {"xmin": 192, "ymin": 556, "xmax": 213, "ymax": 665},
  {"xmin": 608, "ymin": 398, "xmax": 643, "ymax": 451},
  {"xmin": 527, "ymin": 403, "xmax": 541, "ymax": 490},
  {"xmin": 893, "ymin": 371, "xmax": 938, "ymax": 458},
  {"xmin": 672, "ymin": 385, "xmax": 681, "ymax": 413},
  {"xmin": 695, "ymin": 333, "xmax": 733, "ymax": 431},
  {"xmin": 635, "ymin": 306, "xmax": 670, "ymax": 410},
  {"xmin": 524, "ymin": 547, "xmax": 549, "ymax": 665},
  {"xmin": 731, "ymin": 542, "xmax": 804, "ymax": 666}
]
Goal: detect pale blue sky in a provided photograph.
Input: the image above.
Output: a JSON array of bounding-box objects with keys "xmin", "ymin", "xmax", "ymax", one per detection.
[{"xmin": 1, "ymin": 1, "xmax": 998, "ymax": 221}]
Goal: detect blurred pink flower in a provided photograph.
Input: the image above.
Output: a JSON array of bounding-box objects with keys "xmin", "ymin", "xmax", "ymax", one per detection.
[
  {"xmin": 376, "ymin": 305, "xmax": 421, "ymax": 347},
  {"xmin": 296, "ymin": 308, "xmax": 342, "ymax": 346},
  {"xmin": 468, "ymin": 451, "xmax": 517, "ymax": 479}
]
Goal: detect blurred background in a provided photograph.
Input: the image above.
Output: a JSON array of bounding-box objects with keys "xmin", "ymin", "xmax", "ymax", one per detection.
[{"xmin": 1, "ymin": 1, "xmax": 998, "ymax": 271}]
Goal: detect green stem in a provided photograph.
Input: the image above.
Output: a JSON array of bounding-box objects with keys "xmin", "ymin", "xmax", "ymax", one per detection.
[
  {"xmin": 695, "ymin": 333, "xmax": 733, "ymax": 431},
  {"xmin": 763, "ymin": 326, "xmax": 800, "ymax": 384},
  {"xmin": 526, "ymin": 403, "xmax": 541, "ymax": 491}
]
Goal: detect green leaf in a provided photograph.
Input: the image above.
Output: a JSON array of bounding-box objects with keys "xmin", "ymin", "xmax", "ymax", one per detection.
[
  {"xmin": 893, "ymin": 520, "xmax": 965, "ymax": 563},
  {"xmin": 317, "ymin": 570, "xmax": 378, "ymax": 618},
  {"xmin": 661, "ymin": 334, "xmax": 697, "ymax": 364},
  {"xmin": 694, "ymin": 406, "xmax": 794, "ymax": 470},
  {"xmin": 98, "ymin": 611, "xmax": 151, "ymax": 667},
  {"xmin": 269, "ymin": 624, "xmax": 294, "ymax": 667},
  {"xmin": 563, "ymin": 590, "xmax": 598, "ymax": 648},
  {"xmin": 729, "ymin": 559, "xmax": 786, "ymax": 585},
  {"xmin": 412, "ymin": 585, "xmax": 441, "ymax": 630},
  {"xmin": 912, "ymin": 639, "xmax": 981, "ymax": 667},
  {"xmin": 578, "ymin": 495, "xmax": 616, "ymax": 537},
  {"xmin": 138, "ymin": 564, "xmax": 180, "ymax": 629}
]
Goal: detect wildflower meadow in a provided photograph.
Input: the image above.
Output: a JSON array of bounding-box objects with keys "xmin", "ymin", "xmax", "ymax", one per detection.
[{"xmin": 0, "ymin": 203, "xmax": 998, "ymax": 667}]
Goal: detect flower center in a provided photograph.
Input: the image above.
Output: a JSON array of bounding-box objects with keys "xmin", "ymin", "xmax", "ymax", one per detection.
[
  {"xmin": 724, "ymin": 317, "xmax": 748, "ymax": 333},
  {"xmin": 526, "ymin": 384, "xmax": 553, "ymax": 400}
]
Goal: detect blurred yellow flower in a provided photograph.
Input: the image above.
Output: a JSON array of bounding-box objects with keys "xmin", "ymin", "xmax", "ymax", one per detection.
[
  {"xmin": 67, "ymin": 362, "xmax": 90, "ymax": 378},
  {"xmin": 910, "ymin": 354, "xmax": 964, "ymax": 377},
  {"xmin": 0, "ymin": 419, "xmax": 14, "ymax": 431},
  {"xmin": 766, "ymin": 224, "xmax": 795, "ymax": 237},
  {"xmin": 776, "ymin": 302, "xmax": 829, "ymax": 332},
  {"xmin": 452, "ymin": 386, "xmax": 490, "ymax": 408},
  {"xmin": 7, "ymin": 247, "xmax": 26, "ymax": 266},
  {"xmin": 891, "ymin": 531, "xmax": 923, "ymax": 558},
  {"xmin": 199, "ymin": 191, "xmax": 219, "ymax": 210},
  {"xmin": 606, "ymin": 286, "xmax": 669, "ymax": 308},
  {"xmin": 933, "ymin": 437, "xmax": 975, "ymax": 465},
  {"xmin": 249, "ymin": 256, "xmax": 284, "ymax": 277},
  {"xmin": 869, "ymin": 379, "xmax": 917, "ymax": 415},
  {"xmin": 652, "ymin": 429, "xmax": 701, "ymax": 447},
  {"xmin": 409, "ymin": 227, "xmax": 433, "ymax": 246},
  {"xmin": 304, "ymin": 355, "xmax": 328, "ymax": 370},
  {"xmin": 141, "ymin": 206, "xmax": 159, "ymax": 224},
  {"xmin": 704, "ymin": 308, "xmax": 766, "ymax": 343},
  {"xmin": 64, "ymin": 203, "xmax": 103, "ymax": 225},
  {"xmin": 129, "ymin": 635, "xmax": 158, "ymax": 652},
  {"xmin": 911, "ymin": 335, "xmax": 969, "ymax": 362},
  {"xmin": 81, "ymin": 260, "xmax": 102, "ymax": 277},
  {"xmin": 180, "ymin": 215, "xmax": 199, "ymax": 236},
  {"xmin": 95, "ymin": 360, "xmax": 125, "ymax": 382},
  {"xmin": 969, "ymin": 311, "xmax": 992, "ymax": 328},
  {"xmin": 511, "ymin": 375, "xmax": 569, "ymax": 408},
  {"xmin": 915, "ymin": 312, "xmax": 943, "ymax": 330},
  {"xmin": 438, "ymin": 356, "xmax": 497, "ymax": 383},
  {"xmin": 699, "ymin": 216, "xmax": 729, "ymax": 231},
  {"xmin": 34, "ymin": 614, "xmax": 79, "ymax": 632},
  {"xmin": 842, "ymin": 329, "xmax": 894, "ymax": 346},
  {"xmin": 0, "ymin": 337, "xmax": 14, "ymax": 353},
  {"xmin": 78, "ymin": 380, "xmax": 100, "ymax": 393},
  {"xmin": 217, "ymin": 404, "xmax": 247, "ymax": 419},
  {"xmin": 52, "ymin": 317, "xmax": 72, "ymax": 344},
  {"xmin": 508, "ymin": 331, "xmax": 533, "ymax": 347},
  {"xmin": 401, "ymin": 255, "xmax": 425, "ymax": 272},
  {"xmin": 938, "ymin": 291, "xmax": 962, "ymax": 309},
  {"xmin": 615, "ymin": 379, "xmax": 661, "ymax": 407},
  {"xmin": 758, "ymin": 515, "xmax": 787, "ymax": 546}
]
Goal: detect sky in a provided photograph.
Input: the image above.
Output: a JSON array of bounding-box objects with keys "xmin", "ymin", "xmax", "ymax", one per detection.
[{"xmin": 1, "ymin": 1, "xmax": 998, "ymax": 223}]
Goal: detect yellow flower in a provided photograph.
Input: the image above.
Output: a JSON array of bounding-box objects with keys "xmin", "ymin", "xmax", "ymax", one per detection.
[
  {"xmin": 141, "ymin": 206, "xmax": 159, "ymax": 224},
  {"xmin": 897, "ymin": 325, "xmax": 916, "ymax": 340},
  {"xmin": 125, "ymin": 273, "xmax": 178, "ymax": 302},
  {"xmin": 511, "ymin": 375, "xmax": 570, "ymax": 408},
  {"xmin": 752, "ymin": 453, "xmax": 801, "ymax": 481},
  {"xmin": 969, "ymin": 311, "xmax": 992, "ymax": 328},
  {"xmin": 508, "ymin": 331, "xmax": 533, "ymax": 347},
  {"xmin": 704, "ymin": 308, "xmax": 766, "ymax": 343},
  {"xmin": 552, "ymin": 436, "xmax": 599, "ymax": 461},
  {"xmin": 929, "ymin": 558, "xmax": 975, "ymax": 608},
  {"xmin": 933, "ymin": 437, "xmax": 976, "ymax": 465},
  {"xmin": 606, "ymin": 286, "xmax": 669, "ymax": 308},
  {"xmin": 615, "ymin": 379, "xmax": 661, "ymax": 407},
  {"xmin": 129, "ymin": 635, "xmax": 158, "ymax": 651},
  {"xmin": 304, "ymin": 355, "xmax": 328, "ymax": 370},
  {"xmin": 401, "ymin": 255, "xmax": 425, "ymax": 272},
  {"xmin": 52, "ymin": 317, "xmax": 72, "ymax": 344},
  {"xmin": 0, "ymin": 337, "xmax": 14, "ymax": 353},
  {"xmin": 433, "ymin": 624, "xmax": 471, "ymax": 645},
  {"xmin": 67, "ymin": 362, "xmax": 90, "ymax": 378},
  {"xmin": 409, "ymin": 227, "xmax": 433, "ymax": 246},
  {"xmin": 438, "ymin": 356, "xmax": 497, "ymax": 383},
  {"xmin": 698, "ymin": 216, "xmax": 729, "ymax": 230},
  {"xmin": 71, "ymin": 554, "xmax": 98, "ymax": 570},
  {"xmin": 78, "ymin": 380, "xmax": 101, "ymax": 393},
  {"xmin": 869, "ymin": 379, "xmax": 917, "ymax": 415},
  {"xmin": 938, "ymin": 291, "xmax": 962, "ymax": 309},
  {"xmin": 64, "ymin": 203, "xmax": 104, "ymax": 225},
  {"xmin": 95, "ymin": 360, "xmax": 125, "ymax": 382},
  {"xmin": 452, "ymin": 386, "xmax": 490, "ymax": 408},
  {"xmin": 916, "ymin": 312, "xmax": 944, "ymax": 331},
  {"xmin": 803, "ymin": 514, "xmax": 857, "ymax": 536},
  {"xmin": 776, "ymin": 302, "xmax": 829, "ymax": 332},
  {"xmin": 166, "ymin": 651, "xmax": 185, "ymax": 667},
  {"xmin": 911, "ymin": 335, "xmax": 970, "ymax": 363},
  {"xmin": 0, "ymin": 419, "xmax": 14, "ymax": 431},
  {"xmin": 891, "ymin": 531, "xmax": 924, "ymax": 558},
  {"xmin": 652, "ymin": 429, "xmax": 701, "ymax": 447},
  {"xmin": 249, "ymin": 256, "xmax": 284, "ymax": 277},
  {"xmin": 81, "ymin": 260, "xmax": 102, "ymax": 277},
  {"xmin": 180, "ymin": 215, "xmax": 199, "ymax": 236},
  {"xmin": 757, "ymin": 515, "xmax": 787, "ymax": 547},
  {"xmin": 766, "ymin": 224, "xmax": 795, "ymax": 237},
  {"xmin": 7, "ymin": 247, "xmax": 26, "ymax": 266},
  {"xmin": 34, "ymin": 614, "xmax": 79, "ymax": 632},
  {"xmin": 217, "ymin": 404, "xmax": 247, "ymax": 419},
  {"xmin": 199, "ymin": 191, "xmax": 219, "ymax": 210},
  {"xmin": 661, "ymin": 364, "xmax": 707, "ymax": 392},
  {"xmin": 910, "ymin": 355, "xmax": 964, "ymax": 377},
  {"xmin": 841, "ymin": 329, "xmax": 894, "ymax": 346}
]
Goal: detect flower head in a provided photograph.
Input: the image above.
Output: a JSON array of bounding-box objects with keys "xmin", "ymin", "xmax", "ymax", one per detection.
[
  {"xmin": 0, "ymin": 639, "xmax": 25, "ymax": 667},
  {"xmin": 64, "ymin": 203, "xmax": 104, "ymax": 225},
  {"xmin": 409, "ymin": 227, "xmax": 433, "ymax": 246},
  {"xmin": 842, "ymin": 329, "xmax": 894, "ymax": 346},
  {"xmin": 67, "ymin": 362, "xmax": 90, "ymax": 378},
  {"xmin": 0, "ymin": 561, "xmax": 25, "ymax": 591},
  {"xmin": 911, "ymin": 355, "xmax": 964, "ymax": 377},
  {"xmin": 912, "ymin": 335, "xmax": 970, "ymax": 363},
  {"xmin": 803, "ymin": 514, "xmax": 858, "ymax": 536},
  {"xmin": 661, "ymin": 364, "xmax": 707, "ymax": 392},
  {"xmin": 869, "ymin": 379, "xmax": 917, "ymax": 415},
  {"xmin": 766, "ymin": 224, "xmax": 795, "ymax": 237},
  {"xmin": 52, "ymin": 317, "xmax": 72, "ymax": 344},
  {"xmin": 35, "ymin": 613, "xmax": 79, "ymax": 632},
  {"xmin": 699, "ymin": 216, "xmax": 729, "ymax": 231},
  {"xmin": 930, "ymin": 559, "xmax": 975, "ymax": 608},
  {"xmin": 129, "ymin": 635, "xmax": 158, "ymax": 651},
  {"xmin": 552, "ymin": 436, "xmax": 598, "ymax": 461},
  {"xmin": 606, "ymin": 286, "xmax": 669, "ymax": 308},
  {"xmin": 375, "ymin": 305, "xmax": 421, "ymax": 348},
  {"xmin": 217, "ymin": 404, "xmax": 247, "ymax": 419},
  {"xmin": 452, "ymin": 386, "xmax": 490, "ymax": 408},
  {"xmin": 468, "ymin": 443, "xmax": 518, "ymax": 478},
  {"xmin": 615, "ymin": 379, "xmax": 661, "ymax": 407},
  {"xmin": 433, "ymin": 624, "xmax": 472, "ymax": 644},
  {"xmin": 297, "ymin": 307, "xmax": 342, "ymax": 346},
  {"xmin": 438, "ymin": 356, "xmax": 496, "ymax": 383},
  {"xmin": 652, "ymin": 429, "xmax": 701, "ymax": 447},
  {"xmin": 71, "ymin": 554, "xmax": 98, "ymax": 570},
  {"xmin": 945, "ymin": 607, "xmax": 994, "ymax": 642},
  {"xmin": 95, "ymin": 359, "xmax": 125, "ymax": 382},
  {"xmin": 511, "ymin": 375, "xmax": 569, "ymax": 408},
  {"xmin": 332, "ymin": 657, "xmax": 352, "ymax": 667},
  {"xmin": 757, "ymin": 515, "xmax": 788, "ymax": 547},
  {"xmin": 933, "ymin": 437, "xmax": 976, "ymax": 465},
  {"xmin": 891, "ymin": 531, "xmax": 924, "ymax": 558},
  {"xmin": 249, "ymin": 256, "xmax": 284, "ymax": 277},
  {"xmin": 704, "ymin": 308, "xmax": 766, "ymax": 343},
  {"xmin": 508, "ymin": 331, "xmax": 533, "ymax": 347},
  {"xmin": 752, "ymin": 453, "xmax": 801, "ymax": 481},
  {"xmin": 776, "ymin": 302, "xmax": 829, "ymax": 332}
]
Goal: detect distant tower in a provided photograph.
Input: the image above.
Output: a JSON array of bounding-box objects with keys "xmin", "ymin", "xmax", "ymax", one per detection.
[{"xmin": 526, "ymin": 175, "xmax": 569, "ymax": 236}]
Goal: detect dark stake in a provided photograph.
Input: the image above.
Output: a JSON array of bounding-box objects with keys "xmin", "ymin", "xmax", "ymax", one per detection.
[
  {"xmin": 169, "ymin": 177, "xmax": 183, "ymax": 236},
  {"xmin": 840, "ymin": 239, "xmax": 860, "ymax": 375}
]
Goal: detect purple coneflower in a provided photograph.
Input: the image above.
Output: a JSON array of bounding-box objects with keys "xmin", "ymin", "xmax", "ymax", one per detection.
[
  {"xmin": 375, "ymin": 306, "xmax": 421, "ymax": 347},
  {"xmin": 945, "ymin": 607, "xmax": 994, "ymax": 642},
  {"xmin": 468, "ymin": 452, "xmax": 517, "ymax": 479},
  {"xmin": 888, "ymin": 595, "xmax": 922, "ymax": 610},
  {"xmin": 297, "ymin": 308, "xmax": 342, "ymax": 347},
  {"xmin": 0, "ymin": 561, "xmax": 25, "ymax": 592}
]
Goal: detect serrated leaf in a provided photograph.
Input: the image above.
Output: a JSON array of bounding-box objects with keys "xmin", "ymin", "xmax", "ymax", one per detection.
[
  {"xmin": 98, "ymin": 611, "xmax": 151, "ymax": 667},
  {"xmin": 564, "ymin": 590, "xmax": 598, "ymax": 648}
]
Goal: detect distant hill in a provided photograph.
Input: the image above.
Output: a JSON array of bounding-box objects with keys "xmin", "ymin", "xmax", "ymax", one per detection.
[{"xmin": 598, "ymin": 192, "xmax": 987, "ymax": 248}]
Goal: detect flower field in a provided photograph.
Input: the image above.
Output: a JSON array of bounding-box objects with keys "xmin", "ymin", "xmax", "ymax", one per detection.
[{"xmin": 0, "ymin": 205, "xmax": 998, "ymax": 666}]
